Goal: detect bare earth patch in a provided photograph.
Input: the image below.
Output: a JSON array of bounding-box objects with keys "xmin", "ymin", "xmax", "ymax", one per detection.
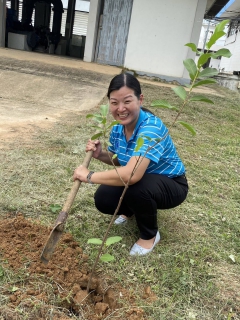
[{"xmin": 0, "ymin": 213, "xmax": 153, "ymax": 319}]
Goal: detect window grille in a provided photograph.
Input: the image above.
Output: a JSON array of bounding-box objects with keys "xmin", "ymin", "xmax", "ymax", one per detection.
[
  {"xmin": 227, "ymin": 20, "xmax": 239, "ymax": 37},
  {"xmin": 73, "ymin": 11, "xmax": 88, "ymax": 36}
]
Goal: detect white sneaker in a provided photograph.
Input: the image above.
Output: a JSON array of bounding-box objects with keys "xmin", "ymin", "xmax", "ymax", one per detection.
[
  {"xmin": 114, "ymin": 215, "xmax": 127, "ymax": 225},
  {"xmin": 129, "ymin": 231, "xmax": 160, "ymax": 256}
]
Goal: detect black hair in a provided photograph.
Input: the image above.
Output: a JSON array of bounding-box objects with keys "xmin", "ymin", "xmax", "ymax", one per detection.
[
  {"xmin": 107, "ymin": 73, "xmax": 155, "ymax": 115},
  {"xmin": 107, "ymin": 73, "xmax": 142, "ymax": 99}
]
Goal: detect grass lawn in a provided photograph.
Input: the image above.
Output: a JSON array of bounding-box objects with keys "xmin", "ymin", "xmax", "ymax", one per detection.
[{"xmin": 0, "ymin": 81, "xmax": 239, "ymax": 319}]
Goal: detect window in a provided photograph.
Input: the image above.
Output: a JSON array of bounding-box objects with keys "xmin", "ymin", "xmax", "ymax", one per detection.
[
  {"xmin": 18, "ymin": 0, "xmax": 35, "ymax": 25},
  {"xmin": 227, "ymin": 20, "xmax": 239, "ymax": 37}
]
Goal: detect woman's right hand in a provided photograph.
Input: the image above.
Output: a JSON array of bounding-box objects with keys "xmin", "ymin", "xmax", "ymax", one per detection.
[{"xmin": 86, "ymin": 139, "xmax": 102, "ymax": 159}]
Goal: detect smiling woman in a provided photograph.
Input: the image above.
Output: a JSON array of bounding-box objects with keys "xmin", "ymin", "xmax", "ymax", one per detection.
[{"xmin": 73, "ymin": 73, "xmax": 188, "ymax": 256}]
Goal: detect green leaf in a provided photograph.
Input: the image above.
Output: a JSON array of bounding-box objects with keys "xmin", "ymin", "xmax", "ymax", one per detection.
[
  {"xmin": 105, "ymin": 236, "xmax": 122, "ymax": 246},
  {"xmin": 189, "ymin": 95, "xmax": 214, "ymax": 104},
  {"xmin": 183, "ymin": 59, "xmax": 198, "ymax": 80},
  {"xmin": 211, "ymin": 48, "xmax": 232, "ymax": 59},
  {"xmin": 135, "ymin": 137, "xmax": 144, "ymax": 152},
  {"xmin": 197, "ymin": 53, "xmax": 211, "ymax": 68},
  {"xmin": 151, "ymin": 100, "xmax": 179, "ymax": 111},
  {"xmin": 198, "ymin": 67, "xmax": 218, "ymax": 79},
  {"xmin": 177, "ymin": 121, "xmax": 196, "ymax": 136},
  {"xmin": 49, "ymin": 204, "xmax": 61, "ymax": 213},
  {"xmin": 11, "ymin": 286, "xmax": 19, "ymax": 292},
  {"xmin": 101, "ymin": 118, "xmax": 107, "ymax": 125},
  {"xmin": 107, "ymin": 120, "xmax": 120, "ymax": 129},
  {"xmin": 100, "ymin": 104, "xmax": 109, "ymax": 117},
  {"xmin": 215, "ymin": 19, "xmax": 229, "ymax": 33},
  {"xmin": 90, "ymin": 125, "xmax": 103, "ymax": 130},
  {"xmin": 112, "ymin": 154, "xmax": 117, "ymax": 159},
  {"xmin": 93, "ymin": 118, "xmax": 103, "ymax": 123},
  {"xmin": 172, "ymin": 86, "xmax": 187, "ymax": 100},
  {"xmin": 185, "ymin": 43, "xmax": 197, "ymax": 52},
  {"xmin": 91, "ymin": 132, "xmax": 103, "ymax": 140},
  {"xmin": 206, "ymin": 31, "xmax": 225, "ymax": 50},
  {"xmin": 192, "ymin": 79, "xmax": 217, "ymax": 88},
  {"xmin": 93, "ymin": 114, "xmax": 104, "ymax": 122},
  {"xmin": 87, "ymin": 238, "xmax": 103, "ymax": 245},
  {"xmin": 141, "ymin": 135, "xmax": 152, "ymax": 141},
  {"xmin": 190, "ymin": 259, "xmax": 195, "ymax": 266},
  {"xmin": 86, "ymin": 114, "xmax": 94, "ymax": 118},
  {"xmin": 100, "ymin": 253, "xmax": 115, "ymax": 262}
]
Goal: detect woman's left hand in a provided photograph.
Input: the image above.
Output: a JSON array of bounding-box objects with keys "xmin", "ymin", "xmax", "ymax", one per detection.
[{"xmin": 73, "ymin": 165, "xmax": 89, "ymax": 183}]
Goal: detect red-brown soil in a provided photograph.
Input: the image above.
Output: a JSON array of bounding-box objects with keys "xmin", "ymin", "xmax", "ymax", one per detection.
[{"xmin": 0, "ymin": 213, "xmax": 157, "ymax": 319}]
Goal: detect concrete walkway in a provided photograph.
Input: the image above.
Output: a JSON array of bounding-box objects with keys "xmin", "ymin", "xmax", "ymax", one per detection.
[{"xmin": 0, "ymin": 47, "xmax": 120, "ymax": 75}]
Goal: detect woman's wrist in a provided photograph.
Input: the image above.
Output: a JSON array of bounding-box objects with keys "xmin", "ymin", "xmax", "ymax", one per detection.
[
  {"xmin": 86, "ymin": 171, "xmax": 95, "ymax": 184},
  {"xmin": 93, "ymin": 153, "xmax": 101, "ymax": 160}
]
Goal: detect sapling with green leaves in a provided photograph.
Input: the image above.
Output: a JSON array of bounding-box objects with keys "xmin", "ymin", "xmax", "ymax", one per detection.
[
  {"xmin": 150, "ymin": 19, "xmax": 231, "ymax": 136},
  {"xmin": 86, "ymin": 104, "xmax": 119, "ymax": 153},
  {"xmin": 85, "ymin": 20, "xmax": 231, "ymax": 292},
  {"xmin": 87, "ymin": 236, "xmax": 122, "ymax": 262}
]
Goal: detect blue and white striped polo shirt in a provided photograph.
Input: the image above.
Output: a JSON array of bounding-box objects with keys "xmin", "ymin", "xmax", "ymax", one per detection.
[{"xmin": 108, "ymin": 108, "xmax": 185, "ymax": 178}]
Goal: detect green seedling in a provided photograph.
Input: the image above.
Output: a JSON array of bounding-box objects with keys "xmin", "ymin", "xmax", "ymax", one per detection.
[
  {"xmin": 87, "ymin": 236, "xmax": 122, "ymax": 262},
  {"xmin": 132, "ymin": 20, "xmax": 231, "ymax": 156},
  {"xmin": 87, "ymin": 104, "xmax": 119, "ymax": 152},
  {"xmin": 49, "ymin": 204, "xmax": 62, "ymax": 213},
  {"xmin": 149, "ymin": 19, "xmax": 231, "ymax": 136}
]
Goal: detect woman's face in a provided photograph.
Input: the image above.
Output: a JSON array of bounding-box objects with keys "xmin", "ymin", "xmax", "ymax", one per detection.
[{"xmin": 109, "ymin": 86, "xmax": 143, "ymax": 130}]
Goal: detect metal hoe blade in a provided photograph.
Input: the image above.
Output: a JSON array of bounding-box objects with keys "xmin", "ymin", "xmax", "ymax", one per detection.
[{"xmin": 40, "ymin": 211, "xmax": 68, "ymax": 264}]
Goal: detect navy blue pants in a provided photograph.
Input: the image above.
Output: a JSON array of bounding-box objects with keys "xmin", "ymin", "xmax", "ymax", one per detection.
[{"xmin": 94, "ymin": 174, "xmax": 188, "ymax": 240}]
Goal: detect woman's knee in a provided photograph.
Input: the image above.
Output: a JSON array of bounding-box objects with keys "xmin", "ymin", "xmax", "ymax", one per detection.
[
  {"xmin": 94, "ymin": 185, "xmax": 123, "ymax": 215},
  {"xmin": 94, "ymin": 187, "xmax": 111, "ymax": 214}
]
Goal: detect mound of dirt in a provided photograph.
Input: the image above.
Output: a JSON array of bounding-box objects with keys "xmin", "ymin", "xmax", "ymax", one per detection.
[{"xmin": 0, "ymin": 214, "xmax": 149, "ymax": 319}]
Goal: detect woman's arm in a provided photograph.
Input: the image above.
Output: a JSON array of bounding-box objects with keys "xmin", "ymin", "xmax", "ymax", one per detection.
[
  {"xmin": 96, "ymin": 150, "xmax": 120, "ymax": 166},
  {"xmin": 73, "ymin": 156, "xmax": 150, "ymax": 186},
  {"xmin": 86, "ymin": 139, "xmax": 120, "ymax": 166}
]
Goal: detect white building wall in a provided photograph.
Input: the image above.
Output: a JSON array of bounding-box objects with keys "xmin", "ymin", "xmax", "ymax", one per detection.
[
  {"xmin": 209, "ymin": 58, "xmax": 221, "ymax": 69},
  {"xmin": 220, "ymin": 33, "xmax": 240, "ymax": 72},
  {"xmin": 124, "ymin": 0, "xmax": 207, "ymax": 83},
  {"xmin": 84, "ymin": 0, "xmax": 101, "ymax": 62}
]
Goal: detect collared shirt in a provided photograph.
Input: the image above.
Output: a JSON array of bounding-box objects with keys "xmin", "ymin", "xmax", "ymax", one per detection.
[{"xmin": 108, "ymin": 109, "xmax": 185, "ymax": 178}]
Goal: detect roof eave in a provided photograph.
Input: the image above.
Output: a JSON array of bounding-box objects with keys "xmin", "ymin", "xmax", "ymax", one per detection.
[{"xmin": 204, "ymin": 0, "xmax": 230, "ymax": 18}]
